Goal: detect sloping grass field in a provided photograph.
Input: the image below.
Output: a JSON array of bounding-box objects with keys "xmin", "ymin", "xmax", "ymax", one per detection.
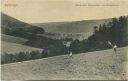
[
  {"xmin": 1, "ymin": 41, "xmax": 43, "ymax": 54},
  {"xmin": 1, "ymin": 47, "xmax": 128, "ymax": 80},
  {"xmin": 1, "ymin": 34, "xmax": 28, "ymax": 44}
]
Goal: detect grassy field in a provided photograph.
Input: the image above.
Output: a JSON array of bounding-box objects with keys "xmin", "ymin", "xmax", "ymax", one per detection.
[
  {"xmin": 1, "ymin": 34, "xmax": 28, "ymax": 44},
  {"xmin": 1, "ymin": 41, "xmax": 43, "ymax": 54},
  {"xmin": 1, "ymin": 47, "xmax": 127, "ymax": 80}
]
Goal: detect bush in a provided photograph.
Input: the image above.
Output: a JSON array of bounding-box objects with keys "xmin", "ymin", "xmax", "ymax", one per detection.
[{"xmin": 2, "ymin": 50, "xmax": 43, "ymax": 64}]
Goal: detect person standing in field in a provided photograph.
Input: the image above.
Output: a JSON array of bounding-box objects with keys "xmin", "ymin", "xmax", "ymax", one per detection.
[
  {"xmin": 65, "ymin": 41, "xmax": 73, "ymax": 58},
  {"xmin": 108, "ymin": 41, "xmax": 117, "ymax": 53},
  {"xmin": 113, "ymin": 44, "xmax": 117, "ymax": 53},
  {"xmin": 69, "ymin": 51, "xmax": 72, "ymax": 58}
]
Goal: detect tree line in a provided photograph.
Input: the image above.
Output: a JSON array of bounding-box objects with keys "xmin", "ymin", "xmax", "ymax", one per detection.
[{"xmin": 69, "ymin": 16, "xmax": 128, "ymax": 54}]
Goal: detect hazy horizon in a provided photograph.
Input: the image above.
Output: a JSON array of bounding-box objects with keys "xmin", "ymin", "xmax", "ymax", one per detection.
[{"xmin": 2, "ymin": 12, "xmax": 127, "ymax": 24}]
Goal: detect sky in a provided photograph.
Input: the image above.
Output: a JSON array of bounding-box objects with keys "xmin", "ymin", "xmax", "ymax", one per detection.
[{"xmin": 1, "ymin": 0, "xmax": 128, "ymax": 23}]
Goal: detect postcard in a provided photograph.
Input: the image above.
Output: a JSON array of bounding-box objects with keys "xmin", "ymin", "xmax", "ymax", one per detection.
[{"xmin": 1, "ymin": 0, "xmax": 128, "ymax": 80}]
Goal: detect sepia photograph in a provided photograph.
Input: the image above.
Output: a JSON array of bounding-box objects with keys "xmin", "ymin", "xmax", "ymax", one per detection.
[{"xmin": 1, "ymin": 0, "xmax": 128, "ymax": 80}]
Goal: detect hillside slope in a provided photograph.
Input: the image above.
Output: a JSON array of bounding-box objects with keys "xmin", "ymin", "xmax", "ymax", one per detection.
[
  {"xmin": 1, "ymin": 41, "xmax": 43, "ymax": 54},
  {"xmin": 2, "ymin": 47, "xmax": 127, "ymax": 80},
  {"xmin": 1, "ymin": 13, "xmax": 45, "ymax": 36},
  {"xmin": 1, "ymin": 34, "xmax": 28, "ymax": 44},
  {"xmin": 32, "ymin": 19, "xmax": 111, "ymax": 34}
]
